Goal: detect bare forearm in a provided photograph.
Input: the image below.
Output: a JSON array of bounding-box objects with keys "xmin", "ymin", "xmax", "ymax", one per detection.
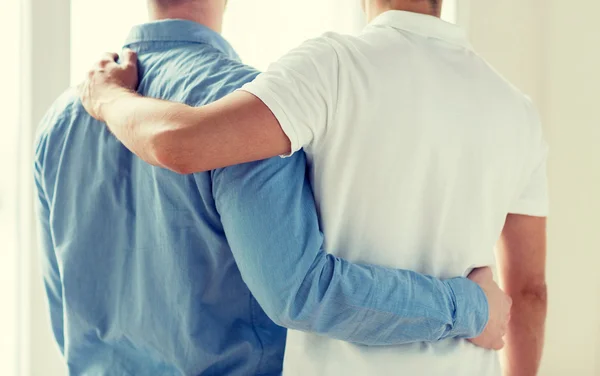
[
  {"xmin": 497, "ymin": 214, "xmax": 547, "ymax": 375},
  {"xmin": 100, "ymin": 87, "xmax": 193, "ymax": 169},
  {"xmin": 80, "ymin": 49, "xmax": 290, "ymax": 174},
  {"xmin": 502, "ymin": 290, "xmax": 547, "ymax": 376},
  {"xmin": 78, "ymin": 49, "xmax": 196, "ymax": 168},
  {"xmin": 99, "ymin": 89, "xmax": 290, "ymax": 174}
]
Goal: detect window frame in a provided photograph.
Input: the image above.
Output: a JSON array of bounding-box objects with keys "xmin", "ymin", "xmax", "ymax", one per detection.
[{"xmin": 18, "ymin": 0, "xmax": 70, "ymax": 374}]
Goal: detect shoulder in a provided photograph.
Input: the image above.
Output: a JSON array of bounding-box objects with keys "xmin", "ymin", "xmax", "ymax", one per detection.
[
  {"xmin": 34, "ymin": 87, "xmax": 102, "ymax": 182},
  {"xmin": 206, "ymin": 57, "xmax": 262, "ymax": 100},
  {"xmin": 257, "ymin": 33, "xmax": 347, "ymax": 81},
  {"xmin": 284, "ymin": 32, "xmax": 347, "ymax": 60},
  {"xmin": 35, "ymin": 88, "xmax": 81, "ymax": 162},
  {"xmin": 36, "ymin": 88, "xmax": 79, "ymax": 134},
  {"xmin": 138, "ymin": 44, "xmax": 262, "ymax": 105},
  {"xmin": 176, "ymin": 47, "xmax": 262, "ymax": 104},
  {"xmin": 34, "ymin": 88, "xmax": 87, "ymax": 198}
]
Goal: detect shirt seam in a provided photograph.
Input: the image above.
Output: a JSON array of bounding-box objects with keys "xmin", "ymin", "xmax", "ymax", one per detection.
[
  {"xmin": 249, "ymin": 295, "xmax": 266, "ymax": 375},
  {"xmin": 239, "ymin": 85, "xmax": 300, "ymax": 155}
]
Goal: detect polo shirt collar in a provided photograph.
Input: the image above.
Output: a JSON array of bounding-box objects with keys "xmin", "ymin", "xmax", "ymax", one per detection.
[{"xmin": 370, "ymin": 10, "xmax": 472, "ymax": 50}]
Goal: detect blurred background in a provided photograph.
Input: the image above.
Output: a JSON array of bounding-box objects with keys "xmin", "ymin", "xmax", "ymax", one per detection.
[{"xmin": 1, "ymin": 0, "xmax": 598, "ymax": 374}]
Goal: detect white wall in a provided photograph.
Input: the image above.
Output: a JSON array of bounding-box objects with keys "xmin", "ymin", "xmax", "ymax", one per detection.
[
  {"xmin": 223, "ymin": 0, "xmax": 364, "ymax": 71},
  {"xmin": 0, "ymin": 0, "xmax": 22, "ymax": 373},
  {"xmin": 467, "ymin": 1, "xmax": 600, "ymax": 375},
  {"xmin": 543, "ymin": 1, "xmax": 600, "ymax": 374}
]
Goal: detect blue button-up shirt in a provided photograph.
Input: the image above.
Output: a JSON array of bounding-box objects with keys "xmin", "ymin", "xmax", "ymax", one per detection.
[{"xmin": 34, "ymin": 20, "xmax": 488, "ymax": 376}]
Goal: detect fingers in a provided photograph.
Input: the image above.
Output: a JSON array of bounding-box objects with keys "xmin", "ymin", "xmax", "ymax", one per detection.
[
  {"xmin": 96, "ymin": 51, "xmax": 137, "ymax": 69},
  {"xmin": 101, "ymin": 52, "xmax": 119, "ymax": 62},
  {"xmin": 121, "ymin": 48, "xmax": 138, "ymax": 67},
  {"xmin": 96, "ymin": 52, "xmax": 118, "ymax": 68}
]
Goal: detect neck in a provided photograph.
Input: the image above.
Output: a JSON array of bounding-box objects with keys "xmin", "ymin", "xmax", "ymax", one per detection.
[
  {"xmin": 366, "ymin": 0, "xmax": 441, "ymax": 23},
  {"xmin": 147, "ymin": 1, "xmax": 225, "ymax": 33}
]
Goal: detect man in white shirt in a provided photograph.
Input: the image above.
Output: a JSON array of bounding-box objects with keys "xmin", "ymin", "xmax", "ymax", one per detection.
[{"xmin": 79, "ymin": 0, "xmax": 548, "ymax": 375}]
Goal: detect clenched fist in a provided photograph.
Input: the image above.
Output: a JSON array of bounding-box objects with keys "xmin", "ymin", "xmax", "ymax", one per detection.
[{"xmin": 79, "ymin": 49, "xmax": 139, "ymax": 121}]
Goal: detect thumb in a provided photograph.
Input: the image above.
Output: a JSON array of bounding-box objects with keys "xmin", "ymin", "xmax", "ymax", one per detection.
[
  {"xmin": 493, "ymin": 338, "xmax": 505, "ymax": 351},
  {"xmin": 121, "ymin": 48, "xmax": 138, "ymax": 67}
]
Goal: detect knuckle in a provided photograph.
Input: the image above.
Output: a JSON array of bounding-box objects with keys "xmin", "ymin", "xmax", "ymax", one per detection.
[{"xmin": 102, "ymin": 52, "xmax": 117, "ymax": 60}]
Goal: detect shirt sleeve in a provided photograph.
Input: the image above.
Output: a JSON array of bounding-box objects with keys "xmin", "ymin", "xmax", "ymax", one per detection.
[
  {"xmin": 239, "ymin": 36, "xmax": 340, "ymax": 155},
  {"xmin": 509, "ymin": 106, "xmax": 549, "ymax": 217},
  {"xmin": 34, "ymin": 140, "xmax": 65, "ymax": 355},
  {"xmin": 211, "ymin": 153, "xmax": 489, "ymax": 345}
]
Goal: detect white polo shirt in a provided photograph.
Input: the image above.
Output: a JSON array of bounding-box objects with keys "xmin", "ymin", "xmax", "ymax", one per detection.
[{"xmin": 242, "ymin": 10, "xmax": 548, "ymax": 376}]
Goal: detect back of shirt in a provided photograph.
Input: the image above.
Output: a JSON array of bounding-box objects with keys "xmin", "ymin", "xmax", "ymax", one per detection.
[
  {"xmin": 243, "ymin": 11, "xmax": 548, "ymax": 376},
  {"xmin": 34, "ymin": 20, "xmax": 285, "ymax": 376}
]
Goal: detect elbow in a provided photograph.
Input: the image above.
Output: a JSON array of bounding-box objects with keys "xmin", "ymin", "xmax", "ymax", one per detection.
[
  {"xmin": 257, "ymin": 294, "xmax": 303, "ymax": 330},
  {"xmin": 249, "ymin": 279, "xmax": 318, "ymax": 331},
  {"xmin": 264, "ymin": 310, "xmax": 291, "ymax": 330},
  {"xmin": 266, "ymin": 307, "xmax": 314, "ymax": 333},
  {"xmin": 260, "ymin": 256, "xmax": 336, "ymax": 332},
  {"xmin": 240, "ymin": 278, "xmax": 300, "ymax": 329},
  {"xmin": 150, "ymin": 130, "xmax": 203, "ymax": 175},
  {"xmin": 513, "ymin": 282, "xmax": 548, "ymax": 303}
]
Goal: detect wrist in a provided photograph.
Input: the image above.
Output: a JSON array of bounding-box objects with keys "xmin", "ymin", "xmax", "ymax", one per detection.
[
  {"xmin": 444, "ymin": 277, "xmax": 489, "ymax": 339},
  {"xmin": 96, "ymin": 86, "xmax": 136, "ymax": 122}
]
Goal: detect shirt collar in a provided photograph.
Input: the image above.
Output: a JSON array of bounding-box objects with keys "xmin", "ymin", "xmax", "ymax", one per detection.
[
  {"xmin": 369, "ymin": 10, "xmax": 472, "ymax": 50},
  {"xmin": 123, "ymin": 19, "xmax": 240, "ymax": 60}
]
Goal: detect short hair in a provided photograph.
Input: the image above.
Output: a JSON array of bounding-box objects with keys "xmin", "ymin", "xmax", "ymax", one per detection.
[{"xmin": 152, "ymin": 0, "xmax": 192, "ymax": 7}]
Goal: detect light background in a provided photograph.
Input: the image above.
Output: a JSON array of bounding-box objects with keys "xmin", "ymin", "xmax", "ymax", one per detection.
[
  {"xmin": 0, "ymin": 0, "xmax": 21, "ymax": 374},
  {"xmin": 71, "ymin": 0, "xmax": 457, "ymax": 82},
  {"xmin": 7, "ymin": 0, "xmax": 600, "ymax": 375}
]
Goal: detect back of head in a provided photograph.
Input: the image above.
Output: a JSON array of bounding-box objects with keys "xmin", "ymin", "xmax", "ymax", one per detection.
[
  {"xmin": 366, "ymin": 0, "xmax": 443, "ymax": 21},
  {"xmin": 149, "ymin": 0, "xmax": 224, "ymax": 10},
  {"xmin": 147, "ymin": 0, "xmax": 226, "ymax": 31},
  {"xmin": 151, "ymin": 0, "xmax": 192, "ymax": 7}
]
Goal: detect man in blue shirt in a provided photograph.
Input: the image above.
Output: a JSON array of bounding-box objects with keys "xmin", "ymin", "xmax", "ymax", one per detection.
[{"xmin": 35, "ymin": 0, "xmax": 510, "ymax": 374}]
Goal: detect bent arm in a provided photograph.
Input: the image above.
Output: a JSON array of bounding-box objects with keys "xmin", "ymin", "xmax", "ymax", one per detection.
[
  {"xmin": 210, "ymin": 153, "xmax": 489, "ymax": 345},
  {"xmin": 84, "ymin": 37, "xmax": 339, "ymax": 174},
  {"xmin": 497, "ymin": 214, "xmax": 547, "ymax": 375},
  {"xmin": 100, "ymin": 89, "xmax": 289, "ymax": 174}
]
